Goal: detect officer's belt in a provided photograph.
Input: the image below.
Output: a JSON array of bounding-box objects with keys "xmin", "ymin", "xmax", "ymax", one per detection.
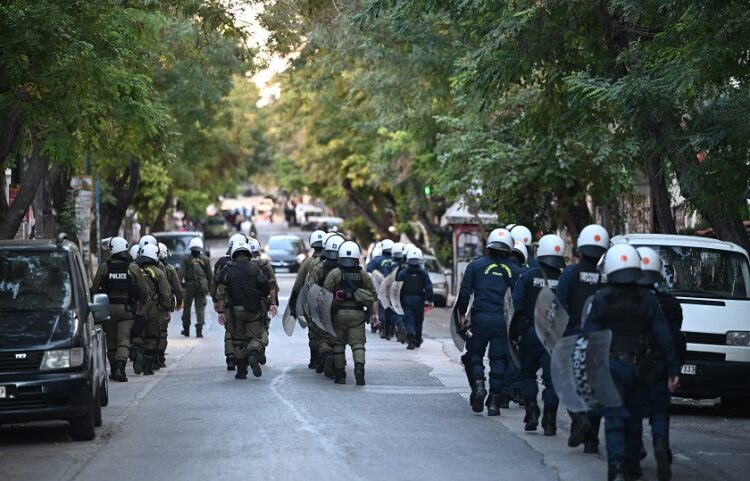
[{"xmin": 338, "ymin": 305, "xmax": 365, "ymax": 311}]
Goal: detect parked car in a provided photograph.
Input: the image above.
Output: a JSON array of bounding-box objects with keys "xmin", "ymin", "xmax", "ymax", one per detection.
[
  {"xmin": 152, "ymin": 231, "xmax": 208, "ymax": 273},
  {"xmin": 265, "ymin": 235, "xmax": 307, "ymax": 272},
  {"xmin": 0, "ymin": 236, "xmax": 110, "ymax": 440},
  {"xmin": 612, "ymin": 234, "xmax": 750, "ymax": 410},
  {"xmin": 423, "ymin": 255, "xmax": 450, "ymax": 307},
  {"xmin": 203, "ymin": 215, "xmax": 231, "ymax": 239},
  {"xmin": 295, "ymin": 203, "xmax": 323, "ymax": 228}
]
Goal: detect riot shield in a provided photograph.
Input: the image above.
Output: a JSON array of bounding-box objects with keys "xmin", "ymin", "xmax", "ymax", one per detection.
[
  {"xmin": 281, "ymin": 303, "xmax": 296, "ymax": 337},
  {"xmin": 389, "ymin": 280, "xmax": 404, "ymax": 315},
  {"xmin": 371, "ymin": 270, "xmax": 385, "ymax": 296},
  {"xmin": 450, "ymin": 303, "xmax": 466, "ymax": 352},
  {"xmin": 534, "ymin": 286, "xmax": 569, "ymax": 354},
  {"xmin": 378, "ymin": 270, "xmax": 397, "ymax": 310},
  {"xmin": 296, "ymin": 282, "xmax": 311, "ymax": 329},
  {"xmin": 580, "ymin": 295, "xmax": 594, "ymax": 327},
  {"xmin": 307, "ymin": 284, "xmax": 337, "ymax": 336},
  {"xmin": 504, "ymin": 289, "xmax": 521, "ymax": 369},
  {"xmin": 551, "ymin": 330, "xmax": 622, "ymax": 413}
]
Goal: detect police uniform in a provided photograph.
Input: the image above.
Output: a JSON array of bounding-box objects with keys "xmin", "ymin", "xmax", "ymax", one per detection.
[
  {"xmin": 457, "ymin": 252, "xmax": 522, "ymax": 412},
  {"xmin": 159, "ymin": 260, "xmax": 182, "ymax": 367},
  {"xmin": 253, "ymin": 256, "xmax": 278, "ymax": 365},
  {"xmin": 324, "ymin": 265, "xmax": 377, "ymax": 385},
  {"xmin": 132, "ymin": 258, "xmax": 172, "ymax": 375},
  {"xmin": 309, "ymin": 257, "xmax": 341, "ymax": 377},
  {"xmin": 216, "ymin": 251, "xmax": 269, "ymax": 379},
  {"xmin": 512, "ymin": 263, "xmax": 561, "ymax": 434},
  {"xmin": 290, "ymin": 249, "xmax": 323, "ymax": 368},
  {"xmin": 211, "ymin": 253, "xmax": 235, "ymax": 369},
  {"xmin": 366, "ymin": 251, "xmax": 395, "ymax": 336},
  {"xmin": 92, "ymin": 254, "xmax": 146, "ymax": 381},
  {"xmin": 180, "ymin": 251, "xmax": 212, "ymax": 337},
  {"xmin": 396, "ymin": 263, "xmax": 433, "ymax": 348}
]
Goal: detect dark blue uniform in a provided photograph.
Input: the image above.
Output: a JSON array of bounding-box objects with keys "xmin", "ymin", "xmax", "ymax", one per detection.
[
  {"xmin": 397, "ymin": 264, "xmax": 433, "ymax": 345},
  {"xmin": 584, "ymin": 285, "xmax": 679, "ymax": 473},
  {"xmin": 457, "ymin": 254, "xmax": 522, "ymax": 395},
  {"xmin": 505, "ymin": 257, "xmax": 529, "ymax": 402}
]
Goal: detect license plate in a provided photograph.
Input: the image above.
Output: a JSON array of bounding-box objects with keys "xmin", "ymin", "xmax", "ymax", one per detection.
[
  {"xmin": 681, "ymin": 364, "xmax": 697, "ymax": 375},
  {"xmin": 0, "ymin": 386, "xmax": 5, "ymax": 398}
]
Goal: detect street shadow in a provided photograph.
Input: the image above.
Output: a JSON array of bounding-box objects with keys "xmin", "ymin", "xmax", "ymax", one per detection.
[
  {"xmin": 670, "ymin": 398, "xmax": 749, "ymax": 419},
  {"xmin": 0, "ymin": 421, "xmax": 73, "ymax": 445}
]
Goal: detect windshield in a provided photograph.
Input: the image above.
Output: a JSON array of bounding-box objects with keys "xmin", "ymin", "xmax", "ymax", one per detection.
[
  {"xmin": 268, "ymin": 238, "xmax": 300, "ymax": 253},
  {"xmin": 645, "ymin": 245, "xmax": 750, "ymax": 300},
  {"xmin": 424, "ymin": 258, "xmax": 443, "ymax": 274},
  {"xmin": 0, "ymin": 251, "xmax": 72, "ymax": 312},
  {"xmin": 156, "ymin": 235, "xmax": 194, "ymax": 255}
]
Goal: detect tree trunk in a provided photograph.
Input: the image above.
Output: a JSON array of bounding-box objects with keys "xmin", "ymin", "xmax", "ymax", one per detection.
[
  {"xmin": 100, "ymin": 159, "xmax": 140, "ymax": 237},
  {"xmin": 644, "ymin": 153, "xmax": 677, "ymax": 234},
  {"xmin": 342, "ymin": 179, "xmax": 392, "ymax": 238},
  {"xmin": 0, "ymin": 130, "xmax": 46, "ymax": 239},
  {"xmin": 0, "ymin": 103, "xmax": 24, "ymax": 165},
  {"xmin": 152, "ymin": 191, "xmax": 172, "ymax": 232},
  {"xmin": 561, "ymin": 196, "xmax": 592, "ymax": 242}
]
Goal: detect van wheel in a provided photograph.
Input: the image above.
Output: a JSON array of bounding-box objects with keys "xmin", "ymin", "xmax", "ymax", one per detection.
[
  {"xmin": 100, "ymin": 375, "xmax": 109, "ymax": 407},
  {"xmin": 93, "ymin": 384, "xmax": 103, "ymax": 427},
  {"xmin": 722, "ymin": 396, "xmax": 750, "ymax": 416},
  {"xmin": 70, "ymin": 395, "xmax": 96, "ymax": 441}
]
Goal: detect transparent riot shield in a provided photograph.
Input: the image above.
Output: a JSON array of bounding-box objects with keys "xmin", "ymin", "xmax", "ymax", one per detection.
[
  {"xmin": 389, "ymin": 280, "xmax": 404, "ymax": 316},
  {"xmin": 580, "ymin": 295, "xmax": 594, "ymax": 327},
  {"xmin": 307, "ymin": 284, "xmax": 336, "ymax": 336},
  {"xmin": 282, "ymin": 302, "xmax": 296, "ymax": 336},
  {"xmin": 296, "ymin": 282, "xmax": 310, "ymax": 328},
  {"xmin": 534, "ymin": 286, "xmax": 570, "ymax": 353},
  {"xmin": 378, "ymin": 270, "xmax": 396, "ymax": 310},
  {"xmin": 371, "ymin": 270, "xmax": 385, "ymax": 296},
  {"xmin": 551, "ymin": 330, "xmax": 622, "ymax": 413},
  {"xmin": 504, "ymin": 289, "xmax": 521, "ymax": 368},
  {"xmin": 450, "ymin": 295, "xmax": 473, "ymax": 352}
]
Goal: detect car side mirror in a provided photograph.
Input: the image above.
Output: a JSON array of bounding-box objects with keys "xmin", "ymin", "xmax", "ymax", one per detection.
[
  {"xmin": 444, "ymin": 269, "xmax": 452, "ymax": 276},
  {"xmin": 89, "ymin": 293, "xmax": 110, "ymax": 324}
]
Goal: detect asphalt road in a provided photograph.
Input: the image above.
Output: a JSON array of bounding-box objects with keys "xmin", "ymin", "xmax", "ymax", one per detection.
[{"xmin": 1, "ymin": 221, "xmax": 749, "ymax": 481}]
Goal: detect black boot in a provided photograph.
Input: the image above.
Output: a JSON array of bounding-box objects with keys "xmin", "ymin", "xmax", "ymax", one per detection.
[
  {"xmin": 380, "ymin": 324, "xmax": 388, "ymax": 339},
  {"xmin": 524, "ymin": 402, "xmax": 540, "ymax": 431},
  {"xmin": 334, "ymin": 368, "xmax": 347, "ymax": 384},
  {"xmin": 406, "ymin": 335, "xmax": 416, "ymax": 350},
  {"xmin": 583, "ymin": 439, "xmax": 600, "ymax": 454},
  {"xmin": 511, "ymin": 387, "xmax": 525, "ymax": 406},
  {"xmin": 542, "ymin": 406, "xmax": 557, "ymax": 436},
  {"xmin": 235, "ymin": 358, "xmax": 248, "ymax": 379},
  {"xmin": 108, "ymin": 360, "xmax": 117, "ymax": 381},
  {"xmin": 157, "ymin": 352, "xmax": 166, "ymax": 368},
  {"xmin": 323, "ymin": 355, "xmax": 336, "ymax": 379},
  {"xmin": 354, "ymin": 362, "xmax": 365, "ymax": 386},
  {"xmin": 487, "ymin": 394, "xmax": 501, "ymax": 416},
  {"xmin": 181, "ymin": 323, "xmax": 190, "ymax": 337},
  {"xmin": 608, "ymin": 464, "xmax": 626, "ymax": 481},
  {"xmin": 385, "ymin": 324, "xmax": 393, "ymax": 340},
  {"xmin": 196, "ymin": 326, "xmax": 203, "ymax": 338},
  {"xmin": 142, "ymin": 351, "xmax": 155, "ymax": 376},
  {"xmin": 624, "ymin": 461, "xmax": 643, "ymax": 481},
  {"xmin": 132, "ymin": 346, "xmax": 144, "ymax": 375},
  {"xmin": 472, "ymin": 380, "xmax": 487, "ymax": 413},
  {"xmin": 308, "ymin": 349, "xmax": 319, "ymax": 369},
  {"xmin": 113, "ymin": 360, "xmax": 128, "ymax": 382},
  {"xmin": 258, "ymin": 350, "xmax": 267, "ymax": 366},
  {"xmin": 226, "ymin": 353, "xmax": 236, "ymax": 371},
  {"xmin": 151, "ymin": 355, "xmax": 161, "ymax": 371},
  {"xmin": 654, "ymin": 437, "xmax": 672, "ymax": 481},
  {"xmin": 461, "ymin": 353, "xmax": 476, "ymax": 407},
  {"xmin": 316, "ymin": 352, "xmax": 328, "ymax": 374},
  {"xmin": 398, "ymin": 327, "xmax": 407, "ymax": 344},
  {"xmin": 499, "ymin": 393, "xmax": 510, "ymax": 409},
  {"xmin": 584, "ymin": 417, "xmax": 601, "ymax": 453},
  {"xmin": 568, "ymin": 412, "xmax": 591, "ymax": 447},
  {"xmin": 248, "ymin": 353, "xmax": 262, "ymax": 378}
]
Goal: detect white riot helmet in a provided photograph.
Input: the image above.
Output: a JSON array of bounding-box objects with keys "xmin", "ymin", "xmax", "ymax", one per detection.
[
  {"xmin": 392, "ymin": 242, "xmax": 406, "ymax": 259},
  {"xmin": 505, "ymin": 223, "xmax": 517, "ymax": 231},
  {"xmin": 510, "ymin": 225, "xmax": 533, "ymax": 248},
  {"xmin": 247, "ymin": 237, "xmax": 261, "ymax": 255},
  {"xmin": 138, "ymin": 234, "xmax": 158, "ymax": 248},
  {"xmin": 373, "ymin": 242, "xmax": 383, "ymax": 258},
  {"xmin": 141, "ymin": 244, "xmax": 159, "ymax": 262},
  {"xmin": 537, "ymin": 234, "xmax": 566, "ymax": 269},
  {"xmin": 512, "ymin": 241, "xmax": 528, "ymax": 264},
  {"xmin": 310, "ymin": 230, "xmax": 326, "ymax": 249},
  {"xmin": 406, "ymin": 246, "xmax": 423, "ymax": 266},
  {"xmin": 108, "ymin": 236, "xmax": 129, "ymax": 255},
  {"xmin": 486, "ymin": 228, "xmax": 513, "ymax": 252},
  {"xmin": 338, "ymin": 241, "xmax": 361, "ymax": 267},
  {"xmin": 158, "ymin": 242, "xmax": 169, "ymax": 261},
  {"xmin": 380, "ymin": 239, "xmax": 395, "ymax": 254},
  {"xmin": 324, "ymin": 234, "xmax": 344, "ymax": 260},
  {"xmin": 231, "ymin": 240, "xmax": 251, "ymax": 258},
  {"xmin": 129, "ymin": 244, "xmax": 140, "ymax": 260},
  {"xmin": 577, "ymin": 224, "xmax": 610, "ymax": 259},
  {"xmin": 228, "ymin": 233, "xmax": 247, "ymax": 251},
  {"xmin": 636, "ymin": 247, "xmax": 662, "ymax": 286},
  {"xmin": 188, "ymin": 237, "xmax": 204, "ymax": 252},
  {"xmin": 604, "ymin": 244, "xmax": 642, "ymax": 284}
]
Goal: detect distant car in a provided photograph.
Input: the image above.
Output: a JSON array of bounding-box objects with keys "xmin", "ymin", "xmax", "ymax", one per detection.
[
  {"xmin": 203, "ymin": 216, "xmax": 231, "ymax": 239},
  {"xmin": 423, "ymin": 255, "xmax": 450, "ymax": 307},
  {"xmin": 265, "ymin": 235, "xmax": 307, "ymax": 273},
  {"xmin": 309, "ymin": 216, "xmax": 344, "ymax": 232},
  {"xmin": 152, "ymin": 231, "xmax": 207, "ymax": 273},
  {"xmin": 0, "ymin": 236, "xmax": 110, "ymax": 441},
  {"xmin": 295, "ymin": 203, "xmax": 323, "ymax": 228},
  {"xmin": 256, "ymin": 198, "xmax": 275, "ymax": 215}
]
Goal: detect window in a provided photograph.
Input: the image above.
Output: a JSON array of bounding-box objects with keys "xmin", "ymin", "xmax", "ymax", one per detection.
[
  {"xmin": 0, "ymin": 251, "xmax": 72, "ymax": 312},
  {"xmin": 157, "ymin": 236, "xmax": 192, "ymax": 255},
  {"xmin": 423, "ymin": 258, "xmax": 443, "ymax": 273}
]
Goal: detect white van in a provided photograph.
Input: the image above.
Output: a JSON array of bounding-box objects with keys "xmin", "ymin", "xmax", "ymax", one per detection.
[{"xmin": 611, "ymin": 234, "xmax": 750, "ymax": 409}]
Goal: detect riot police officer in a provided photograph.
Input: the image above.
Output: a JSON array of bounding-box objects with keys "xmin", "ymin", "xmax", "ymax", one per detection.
[
  {"xmin": 133, "ymin": 243, "xmax": 172, "ymax": 375},
  {"xmin": 396, "ymin": 246, "xmax": 433, "ymax": 350},
  {"xmin": 556, "ymin": 224, "xmax": 609, "ymax": 452},
  {"xmin": 180, "ymin": 237, "xmax": 212, "ymax": 338},
  {"xmin": 248, "ymin": 237, "xmax": 279, "ymax": 365},
  {"xmin": 324, "ymin": 241, "xmax": 377, "ymax": 385},
  {"xmin": 158, "ymin": 243, "xmax": 183, "ymax": 368},
  {"xmin": 512, "ymin": 234, "xmax": 566, "ymax": 434},
  {"xmin": 216, "ymin": 240, "xmax": 270, "ymax": 379},
  {"xmin": 584, "ymin": 244, "xmax": 679, "ymax": 481},
  {"xmin": 509, "ymin": 225, "xmax": 538, "ymax": 268},
  {"xmin": 310, "ymin": 233, "xmax": 345, "ymax": 377},
  {"xmin": 290, "ymin": 230, "xmax": 326, "ymax": 369},
  {"xmin": 212, "ymin": 233, "xmax": 247, "ymax": 371},
  {"xmin": 92, "ymin": 237, "xmax": 146, "ymax": 382},
  {"xmin": 366, "ymin": 239, "xmax": 395, "ymax": 338},
  {"xmin": 505, "ymin": 240, "xmax": 529, "ymax": 406},
  {"xmin": 457, "ymin": 228, "xmax": 522, "ymax": 415},
  {"xmin": 390, "ymin": 242, "xmax": 408, "ymax": 343}
]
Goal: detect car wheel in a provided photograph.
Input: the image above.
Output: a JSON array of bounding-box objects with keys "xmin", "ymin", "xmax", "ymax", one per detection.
[
  {"xmin": 70, "ymin": 393, "xmax": 96, "ymax": 441},
  {"xmin": 100, "ymin": 374, "xmax": 109, "ymax": 407},
  {"xmin": 434, "ymin": 296, "xmax": 447, "ymax": 308},
  {"xmin": 722, "ymin": 396, "xmax": 750, "ymax": 416}
]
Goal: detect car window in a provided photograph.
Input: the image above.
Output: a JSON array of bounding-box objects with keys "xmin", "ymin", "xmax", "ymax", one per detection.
[
  {"xmin": 644, "ymin": 245, "xmax": 750, "ymax": 300},
  {"xmin": 424, "ymin": 258, "xmax": 442, "ymax": 273},
  {"xmin": 156, "ymin": 236, "xmax": 191, "ymax": 255},
  {"xmin": 0, "ymin": 251, "xmax": 72, "ymax": 312}
]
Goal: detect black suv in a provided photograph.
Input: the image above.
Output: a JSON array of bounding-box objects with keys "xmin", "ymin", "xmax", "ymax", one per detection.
[{"xmin": 0, "ymin": 237, "xmax": 110, "ymax": 440}]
